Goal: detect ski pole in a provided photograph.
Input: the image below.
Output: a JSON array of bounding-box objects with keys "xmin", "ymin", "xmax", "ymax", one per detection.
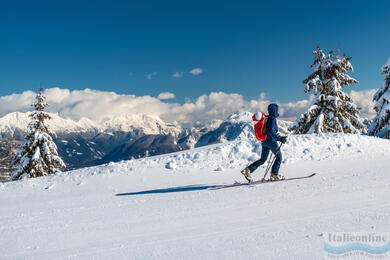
[
  {"xmin": 261, "ymin": 143, "xmax": 283, "ymax": 182},
  {"xmin": 263, "ymin": 144, "xmax": 281, "ymax": 180},
  {"xmin": 265, "ymin": 144, "xmax": 281, "ymax": 177},
  {"xmin": 263, "ymin": 152, "xmax": 274, "ymax": 179}
]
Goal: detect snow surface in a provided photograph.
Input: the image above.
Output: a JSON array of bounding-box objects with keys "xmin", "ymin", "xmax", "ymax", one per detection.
[{"xmin": 1, "ymin": 134, "xmax": 390, "ymax": 259}]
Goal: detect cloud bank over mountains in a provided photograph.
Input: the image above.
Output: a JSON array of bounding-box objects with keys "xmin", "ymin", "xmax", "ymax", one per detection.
[{"xmin": 0, "ymin": 88, "xmax": 375, "ymax": 127}]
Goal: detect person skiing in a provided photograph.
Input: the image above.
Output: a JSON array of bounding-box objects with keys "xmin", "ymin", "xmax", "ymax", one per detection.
[{"xmin": 241, "ymin": 103, "xmax": 287, "ymax": 182}]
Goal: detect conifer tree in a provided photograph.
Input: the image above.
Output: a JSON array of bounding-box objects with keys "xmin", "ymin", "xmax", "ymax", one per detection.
[
  {"xmin": 10, "ymin": 88, "xmax": 65, "ymax": 180},
  {"xmin": 368, "ymin": 60, "xmax": 390, "ymax": 138},
  {"xmin": 0, "ymin": 137, "xmax": 19, "ymax": 181},
  {"xmin": 290, "ymin": 46, "xmax": 366, "ymax": 134}
]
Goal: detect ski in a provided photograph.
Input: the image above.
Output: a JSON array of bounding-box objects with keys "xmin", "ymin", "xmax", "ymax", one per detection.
[{"xmin": 213, "ymin": 173, "xmax": 316, "ymax": 190}]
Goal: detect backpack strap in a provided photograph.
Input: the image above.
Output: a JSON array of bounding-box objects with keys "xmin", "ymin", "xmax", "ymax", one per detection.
[{"xmin": 262, "ymin": 116, "xmax": 268, "ymax": 135}]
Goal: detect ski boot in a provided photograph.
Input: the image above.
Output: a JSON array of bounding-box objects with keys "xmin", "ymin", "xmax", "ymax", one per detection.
[
  {"xmin": 270, "ymin": 173, "xmax": 285, "ymax": 181},
  {"xmin": 241, "ymin": 168, "xmax": 252, "ymax": 182}
]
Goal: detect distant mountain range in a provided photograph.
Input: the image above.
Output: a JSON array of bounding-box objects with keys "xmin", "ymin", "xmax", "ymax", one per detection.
[
  {"xmin": 0, "ymin": 112, "xmax": 182, "ymax": 137},
  {"xmin": 0, "ymin": 111, "xmax": 292, "ymax": 174}
]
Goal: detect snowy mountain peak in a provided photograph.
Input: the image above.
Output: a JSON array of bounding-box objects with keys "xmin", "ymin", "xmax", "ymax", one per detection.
[
  {"xmin": 0, "ymin": 112, "xmax": 182, "ymax": 137},
  {"xmin": 0, "ymin": 112, "xmax": 99, "ymax": 135},
  {"xmin": 100, "ymin": 114, "xmax": 181, "ymax": 135},
  {"xmin": 224, "ymin": 111, "xmax": 254, "ymax": 124},
  {"xmin": 195, "ymin": 111, "xmax": 269, "ymax": 147}
]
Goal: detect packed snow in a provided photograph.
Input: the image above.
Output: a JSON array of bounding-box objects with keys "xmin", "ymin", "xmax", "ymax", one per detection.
[{"xmin": 1, "ymin": 134, "xmax": 390, "ymax": 259}]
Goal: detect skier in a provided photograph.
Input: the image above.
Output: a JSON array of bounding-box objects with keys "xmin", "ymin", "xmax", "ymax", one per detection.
[{"xmin": 241, "ymin": 103, "xmax": 287, "ymax": 182}]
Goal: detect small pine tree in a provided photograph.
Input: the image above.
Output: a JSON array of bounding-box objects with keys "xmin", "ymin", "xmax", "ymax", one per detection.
[
  {"xmin": 290, "ymin": 46, "xmax": 366, "ymax": 134},
  {"xmin": 10, "ymin": 88, "xmax": 65, "ymax": 181},
  {"xmin": 368, "ymin": 60, "xmax": 390, "ymax": 138}
]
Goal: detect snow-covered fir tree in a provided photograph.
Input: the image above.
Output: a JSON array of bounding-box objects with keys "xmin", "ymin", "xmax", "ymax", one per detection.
[
  {"xmin": 368, "ymin": 59, "xmax": 390, "ymax": 138},
  {"xmin": 0, "ymin": 137, "xmax": 20, "ymax": 182},
  {"xmin": 290, "ymin": 46, "xmax": 366, "ymax": 134},
  {"xmin": 10, "ymin": 88, "xmax": 65, "ymax": 181}
]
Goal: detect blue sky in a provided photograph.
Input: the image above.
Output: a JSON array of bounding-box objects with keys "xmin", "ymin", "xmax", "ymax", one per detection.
[{"xmin": 0, "ymin": 0, "xmax": 389, "ymax": 103}]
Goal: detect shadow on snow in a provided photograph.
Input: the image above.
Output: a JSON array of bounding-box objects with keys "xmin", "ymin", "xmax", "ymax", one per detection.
[
  {"xmin": 115, "ymin": 174, "xmax": 317, "ymax": 196},
  {"xmin": 115, "ymin": 184, "xmax": 219, "ymax": 196}
]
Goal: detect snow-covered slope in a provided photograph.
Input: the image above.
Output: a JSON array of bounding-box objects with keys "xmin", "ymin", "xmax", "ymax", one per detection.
[{"xmin": 1, "ymin": 134, "xmax": 390, "ymax": 259}]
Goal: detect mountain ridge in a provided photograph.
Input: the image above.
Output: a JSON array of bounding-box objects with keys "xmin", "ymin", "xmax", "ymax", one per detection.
[{"xmin": 0, "ymin": 111, "xmax": 292, "ymax": 175}]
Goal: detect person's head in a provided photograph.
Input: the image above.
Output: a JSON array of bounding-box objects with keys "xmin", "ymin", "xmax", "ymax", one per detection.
[{"xmin": 267, "ymin": 103, "xmax": 279, "ymax": 117}]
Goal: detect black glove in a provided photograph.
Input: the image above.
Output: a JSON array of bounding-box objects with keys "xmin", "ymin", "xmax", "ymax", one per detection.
[{"xmin": 280, "ymin": 136, "xmax": 287, "ymax": 144}]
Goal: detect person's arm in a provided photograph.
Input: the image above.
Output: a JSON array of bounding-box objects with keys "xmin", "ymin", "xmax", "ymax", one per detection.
[{"xmin": 268, "ymin": 117, "xmax": 282, "ymax": 141}]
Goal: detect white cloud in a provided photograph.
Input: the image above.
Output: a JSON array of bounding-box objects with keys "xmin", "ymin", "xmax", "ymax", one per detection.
[
  {"xmin": 0, "ymin": 88, "xmax": 171, "ymax": 122},
  {"xmin": 172, "ymin": 72, "xmax": 184, "ymax": 78},
  {"xmin": 278, "ymin": 95, "xmax": 315, "ymax": 121},
  {"xmin": 0, "ymin": 88, "xmax": 377, "ymax": 127},
  {"xmin": 189, "ymin": 68, "xmax": 203, "ymax": 75},
  {"xmin": 158, "ymin": 92, "xmax": 175, "ymax": 100},
  {"xmin": 146, "ymin": 72, "xmax": 157, "ymax": 80},
  {"xmin": 349, "ymin": 89, "xmax": 376, "ymax": 119},
  {"xmin": 0, "ymin": 90, "xmax": 36, "ymax": 116}
]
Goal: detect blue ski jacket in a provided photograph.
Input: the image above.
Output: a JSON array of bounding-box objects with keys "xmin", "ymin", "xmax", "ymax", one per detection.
[{"xmin": 265, "ymin": 104, "xmax": 282, "ymax": 142}]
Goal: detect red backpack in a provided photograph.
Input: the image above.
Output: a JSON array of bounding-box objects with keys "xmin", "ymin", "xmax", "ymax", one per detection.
[{"xmin": 252, "ymin": 112, "xmax": 268, "ymax": 141}]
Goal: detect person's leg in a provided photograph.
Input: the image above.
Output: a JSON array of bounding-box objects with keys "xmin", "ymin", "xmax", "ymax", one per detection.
[
  {"xmin": 269, "ymin": 141, "xmax": 282, "ymax": 174},
  {"xmin": 248, "ymin": 144, "xmax": 270, "ymax": 173}
]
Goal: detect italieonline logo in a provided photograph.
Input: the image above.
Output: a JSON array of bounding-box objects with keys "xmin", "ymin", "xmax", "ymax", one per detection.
[{"xmin": 324, "ymin": 232, "xmax": 390, "ymax": 259}]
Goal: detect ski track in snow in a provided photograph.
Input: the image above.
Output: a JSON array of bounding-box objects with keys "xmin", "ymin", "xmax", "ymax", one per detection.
[{"xmin": 1, "ymin": 134, "xmax": 390, "ymax": 259}]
